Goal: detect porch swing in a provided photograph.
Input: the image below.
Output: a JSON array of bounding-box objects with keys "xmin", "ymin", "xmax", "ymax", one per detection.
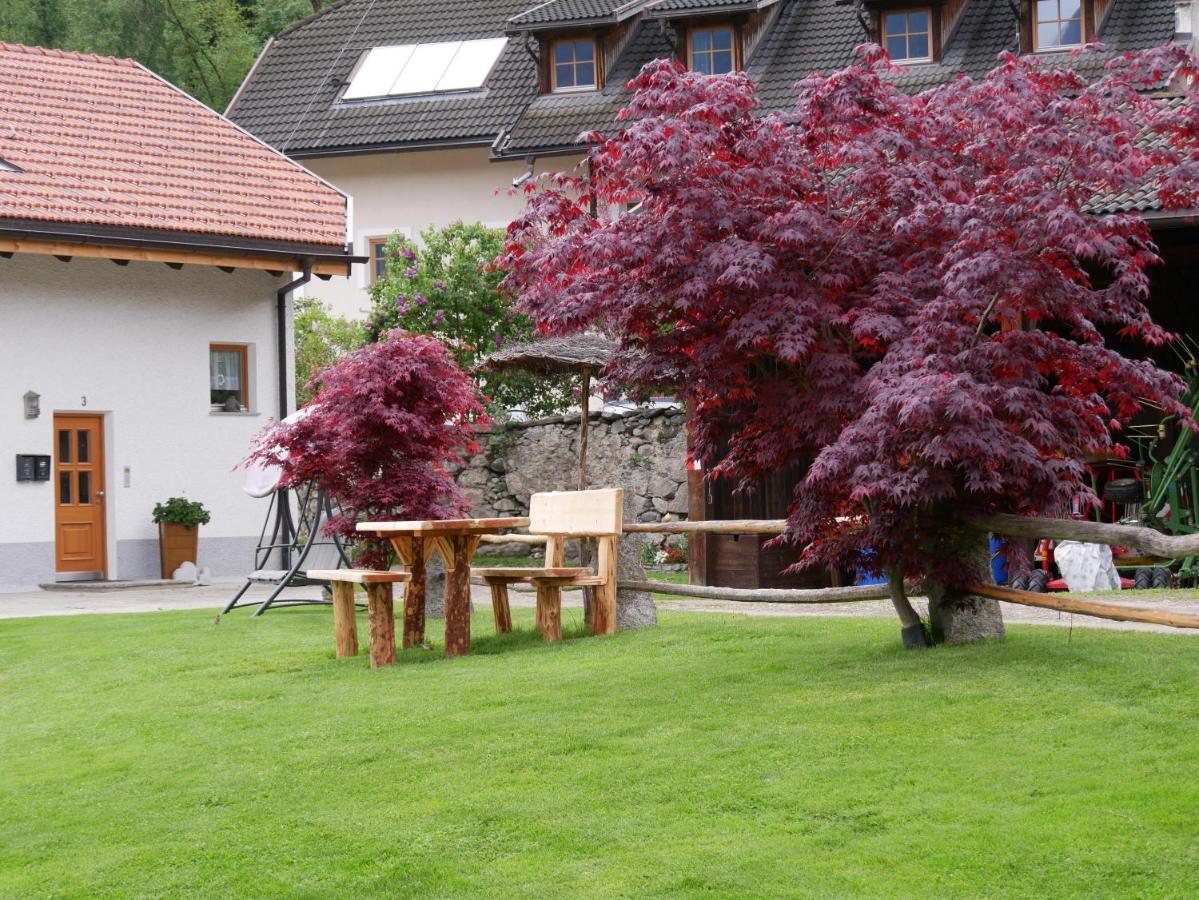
[{"xmin": 221, "ymin": 407, "xmax": 353, "ymax": 617}]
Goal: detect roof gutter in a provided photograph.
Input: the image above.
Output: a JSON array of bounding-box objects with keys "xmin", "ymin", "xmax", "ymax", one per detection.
[{"xmin": 286, "ymin": 136, "xmax": 497, "ymax": 159}]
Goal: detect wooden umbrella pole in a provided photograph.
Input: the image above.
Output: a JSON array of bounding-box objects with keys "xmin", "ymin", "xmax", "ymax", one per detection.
[
  {"xmin": 578, "ymin": 367, "xmax": 591, "ymax": 490},
  {"xmin": 578, "ymin": 367, "xmax": 593, "ymax": 627}
]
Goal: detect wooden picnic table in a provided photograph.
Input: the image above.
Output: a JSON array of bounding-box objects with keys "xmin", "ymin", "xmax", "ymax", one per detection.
[{"xmin": 356, "ymin": 517, "xmax": 529, "ymax": 657}]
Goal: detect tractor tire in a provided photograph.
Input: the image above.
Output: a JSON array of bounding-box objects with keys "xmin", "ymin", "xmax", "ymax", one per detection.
[
  {"xmin": 1028, "ymin": 570, "xmax": 1049, "ymax": 593},
  {"xmin": 1152, "ymin": 567, "xmax": 1172, "ymax": 589},
  {"xmin": 1103, "ymin": 477, "xmax": 1143, "ymax": 503},
  {"xmin": 1134, "ymin": 568, "xmax": 1153, "ymax": 591},
  {"xmin": 1008, "ymin": 574, "xmax": 1029, "ymax": 592}
]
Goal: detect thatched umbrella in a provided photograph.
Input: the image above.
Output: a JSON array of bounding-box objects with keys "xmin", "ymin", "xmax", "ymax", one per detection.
[{"xmin": 480, "ymin": 332, "xmax": 616, "ymax": 489}]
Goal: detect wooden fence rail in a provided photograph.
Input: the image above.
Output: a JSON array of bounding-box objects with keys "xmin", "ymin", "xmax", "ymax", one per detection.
[
  {"xmin": 474, "ymin": 516, "xmax": 1199, "ymax": 630},
  {"xmin": 622, "ymin": 579, "xmax": 889, "ymax": 603},
  {"xmin": 969, "ymin": 583, "xmax": 1199, "ymax": 630}
]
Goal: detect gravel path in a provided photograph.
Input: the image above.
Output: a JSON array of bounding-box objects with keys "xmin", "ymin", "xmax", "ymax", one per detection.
[{"xmin": 3, "ymin": 578, "xmax": 1198, "ymax": 636}]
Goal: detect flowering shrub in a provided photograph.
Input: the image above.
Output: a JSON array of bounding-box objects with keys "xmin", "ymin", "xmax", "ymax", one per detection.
[
  {"xmin": 248, "ymin": 331, "xmax": 484, "ymax": 568},
  {"xmin": 502, "ymin": 47, "xmax": 1199, "ymax": 600},
  {"xmin": 366, "ymin": 222, "xmax": 571, "ymax": 417}
]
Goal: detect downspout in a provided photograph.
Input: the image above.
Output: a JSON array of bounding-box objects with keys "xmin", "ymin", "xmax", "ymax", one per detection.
[
  {"xmin": 276, "ymin": 259, "xmax": 313, "ymax": 419},
  {"xmin": 273, "ymin": 259, "xmax": 313, "ymax": 572}
]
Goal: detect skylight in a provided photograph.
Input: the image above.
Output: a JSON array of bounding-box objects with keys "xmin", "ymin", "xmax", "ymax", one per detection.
[
  {"xmin": 0, "ymin": 157, "xmax": 22, "ymax": 173},
  {"xmin": 343, "ymin": 38, "xmax": 508, "ymax": 100}
]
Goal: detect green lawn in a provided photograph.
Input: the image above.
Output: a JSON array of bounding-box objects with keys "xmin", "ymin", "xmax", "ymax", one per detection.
[{"xmin": 2, "ymin": 609, "xmax": 1198, "ymax": 897}]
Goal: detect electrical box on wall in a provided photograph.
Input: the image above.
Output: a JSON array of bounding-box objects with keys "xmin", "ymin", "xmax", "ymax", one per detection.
[{"xmin": 16, "ymin": 454, "xmax": 50, "ymax": 482}]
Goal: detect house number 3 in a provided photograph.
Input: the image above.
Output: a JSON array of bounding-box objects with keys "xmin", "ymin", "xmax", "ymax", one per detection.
[{"xmin": 81, "ymin": 396, "xmax": 87, "ymax": 407}]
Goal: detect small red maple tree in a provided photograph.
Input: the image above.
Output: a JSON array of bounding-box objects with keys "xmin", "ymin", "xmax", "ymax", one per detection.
[
  {"xmin": 501, "ymin": 47, "xmax": 1199, "ymax": 631},
  {"xmin": 249, "ymin": 331, "xmax": 484, "ymax": 568}
]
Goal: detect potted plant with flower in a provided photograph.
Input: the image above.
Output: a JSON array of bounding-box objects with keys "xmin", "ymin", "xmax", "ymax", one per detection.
[{"xmin": 152, "ymin": 497, "xmax": 211, "ymax": 578}]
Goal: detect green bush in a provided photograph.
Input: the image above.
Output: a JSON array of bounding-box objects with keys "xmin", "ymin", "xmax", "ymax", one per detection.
[{"xmin": 151, "ymin": 497, "xmax": 211, "ymax": 529}]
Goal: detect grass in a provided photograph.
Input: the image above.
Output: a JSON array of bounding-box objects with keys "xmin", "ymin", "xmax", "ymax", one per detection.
[{"xmin": 2, "ymin": 609, "xmax": 1198, "ymax": 897}]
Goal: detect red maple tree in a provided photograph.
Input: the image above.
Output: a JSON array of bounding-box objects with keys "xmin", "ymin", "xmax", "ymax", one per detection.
[
  {"xmin": 249, "ymin": 331, "xmax": 484, "ymax": 568},
  {"xmin": 501, "ymin": 47, "xmax": 1199, "ymax": 630}
]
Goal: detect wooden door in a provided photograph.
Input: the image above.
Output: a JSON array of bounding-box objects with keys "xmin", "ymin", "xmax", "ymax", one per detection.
[{"xmin": 54, "ymin": 414, "xmax": 106, "ymax": 578}]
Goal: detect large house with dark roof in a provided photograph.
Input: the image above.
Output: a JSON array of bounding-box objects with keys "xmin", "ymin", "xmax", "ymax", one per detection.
[
  {"xmin": 0, "ymin": 43, "xmax": 355, "ymax": 590},
  {"xmin": 228, "ymin": 0, "xmax": 1190, "ymax": 319}
]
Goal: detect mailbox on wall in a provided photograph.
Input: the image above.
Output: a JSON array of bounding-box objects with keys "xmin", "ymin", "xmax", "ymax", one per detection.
[{"xmin": 16, "ymin": 455, "xmax": 50, "ymax": 482}]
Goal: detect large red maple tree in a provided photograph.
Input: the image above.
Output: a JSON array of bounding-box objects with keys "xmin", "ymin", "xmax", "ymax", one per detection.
[{"xmin": 501, "ymin": 46, "xmax": 1199, "ymax": 638}]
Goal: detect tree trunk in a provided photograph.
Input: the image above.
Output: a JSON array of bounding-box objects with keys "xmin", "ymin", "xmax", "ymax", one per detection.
[
  {"xmin": 925, "ymin": 538, "xmax": 1005, "ymax": 645},
  {"xmin": 886, "ymin": 566, "xmax": 928, "ymax": 649},
  {"xmin": 616, "ymin": 533, "xmax": 658, "ymax": 630}
]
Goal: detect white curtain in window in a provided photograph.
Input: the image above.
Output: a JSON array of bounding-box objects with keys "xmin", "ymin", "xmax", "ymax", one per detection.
[{"xmin": 210, "ymin": 349, "xmax": 242, "ymax": 391}]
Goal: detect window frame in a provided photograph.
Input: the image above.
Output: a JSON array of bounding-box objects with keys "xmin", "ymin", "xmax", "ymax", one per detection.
[
  {"xmin": 685, "ymin": 23, "xmax": 739, "ymax": 76},
  {"xmin": 550, "ymin": 36, "xmax": 599, "ymax": 93},
  {"xmin": 368, "ymin": 236, "xmax": 391, "ymax": 285},
  {"xmin": 1032, "ymin": 0, "xmax": 1088, "ymax": 52},
  {"xmin": 209, "ymin": 343, "xmax": 250, "ymax": 413},
  {"xmin": 881, "ymin": 6, "xmax": 935, "ymax": 65}
]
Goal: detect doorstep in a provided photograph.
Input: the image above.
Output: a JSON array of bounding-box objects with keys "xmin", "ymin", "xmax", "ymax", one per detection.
[{"xmin": 38, "ymin": 579, "xmax": 192, "ymax": 592}]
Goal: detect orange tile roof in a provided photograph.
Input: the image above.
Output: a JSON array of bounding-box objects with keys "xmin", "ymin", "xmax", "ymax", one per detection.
[{"xmin": 0, "ymin": 42, "xmax": 348, "ymax": 248}]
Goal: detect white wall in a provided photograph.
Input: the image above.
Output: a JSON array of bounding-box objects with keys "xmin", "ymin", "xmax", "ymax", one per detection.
[
  {"xmin": 301, "ymin": 147, "xmax": 580, "ymax": 320},
  {"xmin": 0, "ymin": 254, "xmax": 289, "ymax": 588}
]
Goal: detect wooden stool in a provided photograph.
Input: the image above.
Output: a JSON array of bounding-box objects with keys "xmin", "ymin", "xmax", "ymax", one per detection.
[{"xmin": 308, "ymin": 570, "xmax": 411, "ymax": 667}]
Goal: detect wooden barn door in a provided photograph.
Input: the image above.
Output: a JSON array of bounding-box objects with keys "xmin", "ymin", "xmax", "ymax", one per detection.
[{"xmin": 54, "ymin": 413, "xmax": 107, "ymax": 580}]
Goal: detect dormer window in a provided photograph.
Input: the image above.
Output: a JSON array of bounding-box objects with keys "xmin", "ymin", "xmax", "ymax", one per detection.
[
  {"xmin": 551, "ymin": 38, "xmax": 597, "ymax": 92},
  {"xmin": 688, "ymin": 25, "xmax": 736, "ymax": 75},
  {"xmin": 1034, "ymin": 0, "xmax": 1084, "ymax": 50},
  {"xmin": 883, "ymin": 8, "xmax": 933, "ymax": 63}
]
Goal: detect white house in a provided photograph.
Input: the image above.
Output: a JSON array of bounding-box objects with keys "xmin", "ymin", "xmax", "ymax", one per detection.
[{"xmin": 0, "ymin": 43, "xmax": 356, "ymax": 591}]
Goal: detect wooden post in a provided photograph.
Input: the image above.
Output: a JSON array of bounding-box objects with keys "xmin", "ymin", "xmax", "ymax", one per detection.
[
  {"xmin": 395, "ymin": 536, "xmax": 428, "ymax": 649},
  {"xmin": 578, "ymin": 367, "xmax": 591, "ymax": 490},
  {"xmin": 365, "ymin": 582, "xmax": 396, "ymax": 668},
  {"xmin": 438, "ymin": 534, "xmax": 478, "ymax": 658},
  {"xmin": 537, "ymin": 583, "xmax": 562, "ymax": 642},
  {"xmin": 578, "ymin": 367, "xmax": 595, "ymax": 629},
  {"xmin": 591, "ymin": 535, "xmax": 618, "ymax": 635},
  {"xmin": 488, "ymin": 582, "xmax": 513, "ymax": 634},
  {"xmin": 331, "ymin": 581, "xmax": 358, "ymax": 658}
]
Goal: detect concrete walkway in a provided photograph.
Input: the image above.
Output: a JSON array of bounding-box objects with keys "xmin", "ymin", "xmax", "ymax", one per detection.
[{"xmin": 2, "ymin": 578, "xmax": 1198, "ymax": 636}]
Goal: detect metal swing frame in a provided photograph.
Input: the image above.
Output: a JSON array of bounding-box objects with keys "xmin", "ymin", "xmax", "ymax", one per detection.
[{"xmin": 221, "ymin": 482, "xmax": 355, "ymax": 617}]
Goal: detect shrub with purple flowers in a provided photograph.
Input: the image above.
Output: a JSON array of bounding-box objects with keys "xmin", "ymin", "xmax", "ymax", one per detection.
[{"xmin": 367, "ymin": 221, "xmax": 570, "ymax": 417}]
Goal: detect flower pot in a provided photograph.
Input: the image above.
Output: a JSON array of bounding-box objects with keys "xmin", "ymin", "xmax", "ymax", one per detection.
[{"xmin": 159, "ymin": 522, "xmax": 200, "ymax": 579}]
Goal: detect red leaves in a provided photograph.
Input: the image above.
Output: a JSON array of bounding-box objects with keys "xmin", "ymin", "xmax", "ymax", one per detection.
[
  {"xmin": 247, "ymin": 332, "xmax": 484, "ymax": 569},
  {"xmin": 501, "ymin": 48, "xmax": 1199, "ymax": 587}
]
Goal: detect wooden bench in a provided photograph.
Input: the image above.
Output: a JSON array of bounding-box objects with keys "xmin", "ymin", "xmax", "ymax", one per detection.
[
  {"xmin": 307, "ymin": 569, "xmax": 411, "ymax": 668},
  {"xmin": 472, "ymin": 488, "xmax": 622, "ymax": 642}
]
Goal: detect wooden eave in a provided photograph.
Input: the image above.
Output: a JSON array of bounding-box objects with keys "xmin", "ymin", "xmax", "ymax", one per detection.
[{"xmin": 0, "ymin": 221, "xmax": 361, "ymax": 276}]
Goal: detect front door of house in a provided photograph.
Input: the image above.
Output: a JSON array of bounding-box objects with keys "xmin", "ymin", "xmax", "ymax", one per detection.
[{"xmin": 54, "ymin": 413, "xmax": 106, "ymax": 579}]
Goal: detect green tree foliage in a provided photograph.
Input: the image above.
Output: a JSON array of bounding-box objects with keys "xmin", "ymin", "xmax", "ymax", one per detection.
[
  {"xmin": 0, "ymin": 0, "xmax": 329, "ymax": 111},
  {"xmin": 294, "ymin": 296, "xmax": 364, "ymax": 406},
  {"xmin": 366, "ymin": 222, "xmax": 571, "ymax": 417}
]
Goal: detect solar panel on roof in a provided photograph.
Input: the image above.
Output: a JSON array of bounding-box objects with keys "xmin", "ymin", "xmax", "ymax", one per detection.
[{"xmin": 343, "ymin": 38, "xmax": 508, "ymax": 100}]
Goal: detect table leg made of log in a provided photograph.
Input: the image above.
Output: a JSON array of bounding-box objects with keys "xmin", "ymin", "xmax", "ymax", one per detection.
[
  {"xmin": 432, "ymin": 534, "xmax": 480, "ymax": 658},
  {"xmin": 389, "ymin": 535, "xmax": 436, "ymax": 650}
]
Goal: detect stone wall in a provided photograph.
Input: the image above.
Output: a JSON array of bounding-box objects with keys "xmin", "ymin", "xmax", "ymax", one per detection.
[{"xmin": 453, "ymin": 406, "xmax": 688, "ymax": 550}]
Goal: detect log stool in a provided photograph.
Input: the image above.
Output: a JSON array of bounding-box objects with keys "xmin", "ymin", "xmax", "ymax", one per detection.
[{"xmin": 308, "ymin": 570, "xmax": 411, "ymax": 668}]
